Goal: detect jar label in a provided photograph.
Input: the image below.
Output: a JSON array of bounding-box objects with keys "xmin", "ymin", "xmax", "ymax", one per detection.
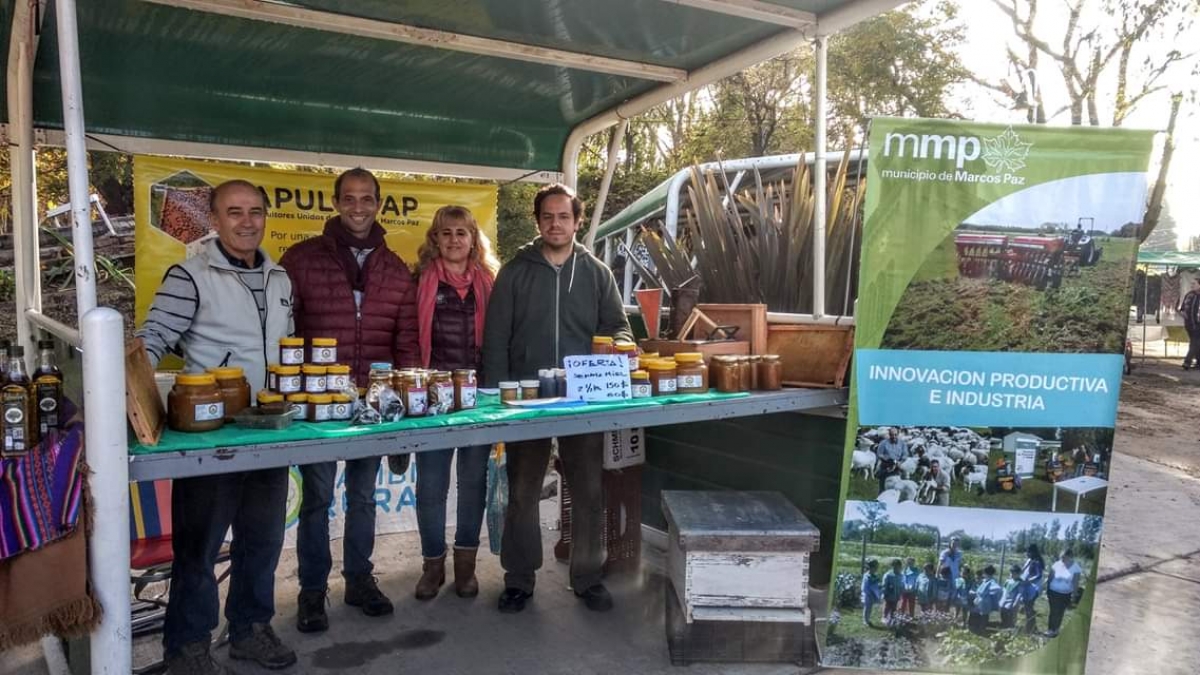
[
  {"xmin": 333, "ymin": 403, "xmax": 350, "ymax": 420},
  {"xmin": 430, "ymin": 383, "xmax": 454, "ymax": 415},
  {"xmin": 305, "ymin": 376, "xmax": 327, "ymax": 393},
  {"xmin": 329, "ymin": 374, "xmax": 350, "ymax": 391},
  {"xmin": 281, "ymin": 348, "xmax": 304, "ymax": 365},
  {"xmin": 279, "ymin": 375, "xmax": 302, "ymax": 393},
  {"xmin": 288, "ymin": 402, "xmax": 305, "ymax": 417},
  {"xmin": 314, "ymin": 348, "xmax": 336, "ymax": 363},
  {"xmin": 631, "ymin": 383, "xmax": 652, "ymax": 398},
  {"xmin": 407, "ymin": 390, "xmax": 427, "ymax": 415},
  {"xmin": 459, "ymin": 385, "xmax": 477, "ymax": 409},
  {"xmin": 195, "ymin": 401, "xmax": 224, "ymax": 422},
  {"xmin": 659, "ymin": 378, "xmax": 678, "ymax": 393},
  {"xmin": 628, "ymin": 357, "xmax": 639, "ymax": 371},
  {"xmin": 312, "ymin": 404, "xmax": 331, "ymax": 421},
  {"xmin": 679, "ymin": 375, "xmax": 704, "ymax": 389}
]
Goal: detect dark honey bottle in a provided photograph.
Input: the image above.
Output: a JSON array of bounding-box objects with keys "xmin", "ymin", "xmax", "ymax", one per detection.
[
  {"xmin": 1, "ymin": 345, "xmax": 33, "ymax": 456},
  {"xmin": 33, "ymin": 339, "xmax": 63, "ymax": 438}
]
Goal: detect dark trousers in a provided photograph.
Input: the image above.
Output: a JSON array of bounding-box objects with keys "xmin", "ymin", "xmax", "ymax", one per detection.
[
  {"xmin": 162, "ymin": 468, "xmax": 288, "ymax": 656},
  {"xmin": 1047, "ymin": 589, "xmax": 1072, "ymax": 633},
  {"xmin": 1186, "ymin": 327, "xmax": 1200, "ymax": 366},
  {"xmin": 501, "ymin": 433, "xmax": 604, "ymax": 594},
  {"xmin": 297, "ymin": 457, "xmax": 382, "ymax": 591},
  {"xmin": 415, "ymin": 445, "xmax": 490, "ymax": 558}
]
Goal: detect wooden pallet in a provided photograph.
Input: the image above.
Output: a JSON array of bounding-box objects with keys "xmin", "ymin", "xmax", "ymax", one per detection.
[{"xmin": 125, "ymin": 339, "xmax": 165, "ymax": 445}]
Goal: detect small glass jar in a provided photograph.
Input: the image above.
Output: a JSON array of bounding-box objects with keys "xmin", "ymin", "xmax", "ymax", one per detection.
[
  {"xmin": 520, "ymin": 379, "xmax": 540, "ymax": 400},
  {"xmin": 279, "ymin": 337, "xmax": 305, "ymax": 366},
  {"xmin": 402, "ymin": 371, "xmax": 428, "ymax": 417},
  {"xmin": 712, "ymin": 356, "xmax": 739, "ymax": 393},
  {"xmin": 256, "ymin": 391, "xmax": 287, "ymax": 415},
  {"xmin": 453, "ymin": 369, "xmax": 477, "ymax": 410},
  {"xmin": 302, "ymin": 365, "xmax": 328, "ymax": 394},
  {"xmin": 646, "ymin": 360, "xmax": 678, "ymax": 396},
  {"xmin": 207, "ymin": 366, "xmax": 251, "ymax": 421},
  {"xmin": 748, "ymin": 355, "xmax": 762, "ymax": 390},
  {"xmin": 309, "ymin": 337, "xmax": 338, "ymax": 364},
  {"xmin": 498, "ymin": 381, "xmax": 520, "ymax": 402},
  {"xmin": 266, "ymin": 364, "xmax": 280, "ymax": 391},
  {"xmin": 592, "ymin": 336, "xmax": 615, "ymax": 355},
  {"xmin": 366, "ymin": 363, "xmax": 394, "ymax": 413},
  {"xmin": 673, "ymin": 353, "xmax": 709, "ymax": 394},
  {"xmin": 307, "ymin": 393, "xmax": 333, "ymax": 422},
  {"xmin": 615, "ymin": 342, "xmax": 638, "ymax": 371},
  {"xmin": 758, "ymin": 355, "xmax": 783, "ymax": 390},
  {"xmin": 168, "ymin": 373, "xmax": 225, "ymax": 432},
  {"xmin": 285, "ymin": 393, "xmax": 308, "ymax": 418},
  {"xmin": 630, "ymin": 370, "xmax": 652, "ymax": 398},
  {"xmin": 331, "ymin": 393, "xmax": 353, "ymax": 421},
  {"xmin": 737, "ymin": 357, "xmax": 753, "ymax": 392},
  {"xmin": 276, "ymin": 365, "xmax": 302, "ymax": 394},
  {"xmin": 326, "ymin": 364, "xmax": 352, "ymax": 393},
  {"xmin": 428, "ymin": 371, "xmax": 454, "ymax": 415}
]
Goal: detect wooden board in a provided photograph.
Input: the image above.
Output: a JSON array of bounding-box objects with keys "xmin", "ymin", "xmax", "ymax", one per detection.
[
  {"xmin": 765, "ymin": 325, "xmax": 854, "ymax": 389},
  {"xmin": 125, "ymin": 339, "xmax": 165, "ymax": 446},
  {"xmin": 696, "ymin": 304, "xmax": 767, "ymax": 355}
]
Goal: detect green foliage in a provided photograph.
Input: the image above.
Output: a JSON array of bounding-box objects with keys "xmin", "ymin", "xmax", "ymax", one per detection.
[
  {"xmin": 495, "ymin": 183, "xmax": 539, "ymax": 263},
  {"xmin": 0, "ymin": 268, "xmax": 14, "ymax": 302},
  {"xmin": 937, "ymin": 627, "xmax": 1044, "ymax": 667},
  {"xmin": 834, "ymin": 571, "xmax": 861, "ymax": 609}
]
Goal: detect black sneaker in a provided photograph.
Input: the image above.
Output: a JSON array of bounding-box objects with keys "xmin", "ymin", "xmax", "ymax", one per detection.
[
  {"xmin": 165, "ymin": 641, "xmax": 229, "ymax": 675},
  {"xmin": 574, "ymin": 584, "xmax": 614, "ymax": 612},
  {"xmin": 296, "ymin": 588, "xmax": 329, "ymax": 633},
  {"xmin": 229, "ymin": 623, "xmax": 297, "ymax": 670},
  {"xmin": 345, "ymin": 574, "xmax": 394, "ymax": 616},
  {"xmin": 497, "ymin": 587, "xmax": 532, "ymax": 613}
]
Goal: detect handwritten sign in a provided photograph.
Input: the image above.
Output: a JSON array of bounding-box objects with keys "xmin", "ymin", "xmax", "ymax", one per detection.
[{"xmin": 563, "ymin": 355, "xmax": 631, "ymax": 402}]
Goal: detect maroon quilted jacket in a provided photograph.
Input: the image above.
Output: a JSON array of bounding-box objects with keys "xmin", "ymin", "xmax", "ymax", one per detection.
[{"xmin": 280, "ymin": 219, "xmax": 419, "ymax": 386}]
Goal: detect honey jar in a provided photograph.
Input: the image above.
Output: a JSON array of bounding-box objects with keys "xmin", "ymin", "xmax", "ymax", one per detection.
[
  {"xmin": 592, "ymin": 336, "xmax": 615, "ymax": 355},
  {"xmin": 302, "ymin": 365, "xmax": 328, "ymax": 394},
  {"xmin": 630, "ymin": 370, "xmax": 652, "ymax": 398},
  {"xmin": 758, "ymin": 354, "xmax": 783, "ymax": 390},
  {"xmin": 276, "ymin": 365, "xmax": 302, "ymax": 394},
  {"xmin": 713, "ymin": 356, "xmax": 740, "ymax": 394},
  {"xmin": 498, "ymin": 381, "xmax": 520, "ymax": 402},
  {"xmin": 309, "ymin": 337, "xmax": 338, "ymax": 364},
  {"xmin": 428, "ymin": 371, "xmax": 454, "ymax": 415},
  {"xmin": 208, "ymin": 366, "xmax": 251, "ymax": 421},
  {"xmin": 673, "ymin": 353, "xmax": 708, "ymax": 394},
  {"xmin": 646, "ymin": 359, "xmax": 678, "ymax": 396},
  {"xmin": 326, "ymin": 364, "xmax": 352, "ymax": 393},
  {"xmin": 167, "ymin": 373, "xmax": 225, "ymax": 432},
  {"xmin": 331, "ymin": 393, "xmax": 353, "ymax": 421},
  {"xmin": 520, "ymin": 379, "xmax": 540, "ymax": 400},
  {"xmin": 279, "ymin": 337, "xmax": 305, "ymax": 366},
  {"xmin": 256, "ymin": 391, "xmax": 287, "ymax": 415},
  {"xmin": 285, "ymin": 393, "xmax": 308, "ymax": 418},
  {"xmin": 453, "ymin": 369, "xmax": 477, "ymax": 410},
  {"xmin": 615, "ymin": 342, "xmax": 639, "ymax": 371},
  {"xmin": 307, "ymin": 393, "xmax": 333, "ymax": 422},
  {"xmin": 402, "ymin": 371, "xmax": 428, "ymax": 417}
]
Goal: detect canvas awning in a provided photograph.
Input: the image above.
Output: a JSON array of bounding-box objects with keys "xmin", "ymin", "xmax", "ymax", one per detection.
[{"xmin": 1137, "ymin": 250, "xmax": 1200, "ymax": 267}]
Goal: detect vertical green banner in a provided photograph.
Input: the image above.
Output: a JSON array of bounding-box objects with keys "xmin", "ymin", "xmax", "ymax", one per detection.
[{"xmin": 823, "ymin": 119, "xmax": 1154, "ymax": 674}]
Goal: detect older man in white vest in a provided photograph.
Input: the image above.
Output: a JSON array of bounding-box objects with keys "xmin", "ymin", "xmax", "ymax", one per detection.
[{"xmin": 137, "ymin": 180, "xmax": 295, "ymax": 675}]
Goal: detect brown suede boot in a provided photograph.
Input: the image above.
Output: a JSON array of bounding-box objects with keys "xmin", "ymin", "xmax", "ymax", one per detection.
[
  {"xmin": 414, "ymin": 554, "xmax": 446, "ymax": 601},
  {"xmin": 453, "ymin": 547, "xmax": 479, "ymax": 598}
]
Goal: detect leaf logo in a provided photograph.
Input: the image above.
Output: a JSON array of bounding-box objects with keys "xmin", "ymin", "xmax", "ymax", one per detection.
[{"xmin": 981, "ymin": 127, "xmax": 1033, "ymax": 173}]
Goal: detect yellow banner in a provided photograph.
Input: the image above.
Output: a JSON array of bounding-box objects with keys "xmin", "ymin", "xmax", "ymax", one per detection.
[{"xmin": 133, "ymin": 155, "xmax": 498, "ymax": 323}]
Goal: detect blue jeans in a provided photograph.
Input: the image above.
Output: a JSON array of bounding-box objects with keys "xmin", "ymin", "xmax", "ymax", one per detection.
[
  {"xmin": 296, "ymin": 457, "xmax": 382, "ymax": 591},
  {"xmin": 162, "ymin": 468, "xmax": 288, "ymax": 656},
  {"xmin": 415, "ymin": 445, "xmax": 490, "ymax": 558}
]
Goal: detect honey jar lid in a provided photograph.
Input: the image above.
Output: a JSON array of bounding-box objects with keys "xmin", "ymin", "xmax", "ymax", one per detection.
[
  {"xmin": 207, "ymin": 366, "xmax": 245, "ymax": 379},
  {"xmin": 302, "ymin": 364, "xmax": 328, "ymax": 374},
  {"xmin": 640, "ymin": 352, "xmax": 659, "ymax": 360},
  {"xmin": 631, "ymin": 370, "xmax": 650, "ymax": 379},
  {"xmin": 762, "ymin": 354, "xmax": 781, "ymax": 362},
  {"xmin": 311, "ymin": 338, "xmax": 337, "ymax": 347},
  {"xmin": 674, "ymin": 352, "xmax": 704, "ymax": 364},
  {"xmin": 257, "ymin": 392, "xmax": 284, "ymax": 403},
  {"xmin": 176, "ymin": 373, "xmax": 217, "ymax": 386},
  {"xmin": 277, "ymin": 365, "xmax": 301, "ymax": 375},
  {"xmin": 498, "ymin": 381, "xmax": 520, "ymax": 389},
  {"xmin": 614, "ymin": 342, "xmax": 637, "ymax": 352},
  {"xmin": 645, "ymin": 360, "xmax": 676, "ymax": 371},
  {"xmin": 286, "ymin": 393, "xmax": 309, "ymax": 402},
  {"xmin": 519, "ymin": 379, "xmax": 540, "ymax": 387},
  {"xmin": 268, "ymin": 364, "xmax": 280, "ymax": 373},
  {"xmin": 370, "ymin": 362, "xmax": 393, "ymax": 371},
  {"xmin": 453, "ymin": 369, "xmax": 476, "ymax": 377},
  {"xmin": 327, "ymin": 364, "xmax": 351, "ymax": 373},
  {"xmin": 332, "ymin": 394, "xmax": 352, "ymax": 403},
  {"xmin": 591, "ymin": 336, "xmax": 614, "ymax": 344},
  {"xmin": 308, "ymin": 394, "xmax": 333, "ymax": 403},
  {"xmin": 279, "ymin": 337, "xmax": 304, "ymax": 347}
]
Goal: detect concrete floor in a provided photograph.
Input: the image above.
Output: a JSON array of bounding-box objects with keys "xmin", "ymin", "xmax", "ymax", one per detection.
[{"xmin": 5, "ymin": 365, "xmax": 1200, "ymax": 674}]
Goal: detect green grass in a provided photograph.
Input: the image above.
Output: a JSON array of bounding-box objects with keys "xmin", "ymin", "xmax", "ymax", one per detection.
[
  {"xmin": 846, "ymin": 450, "xmax": 1107, "ymax": 515},
  {"xmin": 882, "ymin": 236, "xmax": 1137, "ymax": 354}
]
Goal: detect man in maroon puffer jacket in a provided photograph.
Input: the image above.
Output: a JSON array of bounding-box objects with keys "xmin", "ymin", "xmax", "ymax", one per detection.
[{"xmin": 280, "ymin": 168, "xmax": 419, "ymax": 634}]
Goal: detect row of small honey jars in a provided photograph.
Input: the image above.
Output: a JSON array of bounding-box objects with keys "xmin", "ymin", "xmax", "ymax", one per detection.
[
  {"xmin": 267, "ymin": 363, "xmax": 354, "ymax": 396},
  {"xmin": 712, "ymin": 355, "xmax": 783, "ymax": 393},
  {"xmin": 366, "ymin": 364, "xmax": 478, "ymax": 418},
  {"xmin": 637, "ymin": 352, "xmax": 709, "ymax": 397}
]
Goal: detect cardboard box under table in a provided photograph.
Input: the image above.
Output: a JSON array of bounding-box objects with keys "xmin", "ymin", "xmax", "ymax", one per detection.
[{"xmin": 661, "ymin": 490, "xmax": 820, "ymax": 665}]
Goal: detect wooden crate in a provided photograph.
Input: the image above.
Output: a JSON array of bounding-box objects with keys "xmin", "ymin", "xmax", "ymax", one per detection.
[
  {"xmin": 765, "ymin": 324, "xmax": 854, "ymax": 389},
  {"xmin": 125, "ymin": 340, "xmax": 165, "ymax": 445},
  {"xmin": 696, "ymin": 304, "xmax": 767, "ymax": 354}
]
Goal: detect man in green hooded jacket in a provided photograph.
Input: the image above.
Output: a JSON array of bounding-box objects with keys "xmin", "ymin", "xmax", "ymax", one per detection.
[{"xmin": 483, "ymin": 183, "xmax": 632, "ymax": 614}]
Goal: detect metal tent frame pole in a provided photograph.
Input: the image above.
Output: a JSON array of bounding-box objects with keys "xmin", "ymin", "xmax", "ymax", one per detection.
[
  {"xmin": 583, "ymin": 119, "xmax": 629, "ymax": 249},
  {"xmin": 812, "ymin": 34, "xmax": 828, "ymax": 319}
]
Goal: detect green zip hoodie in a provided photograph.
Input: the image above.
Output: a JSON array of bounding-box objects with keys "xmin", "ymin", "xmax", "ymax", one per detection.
[{"xmin": 482, "ymin": 238, "xmax": 632, "ymax": 387}]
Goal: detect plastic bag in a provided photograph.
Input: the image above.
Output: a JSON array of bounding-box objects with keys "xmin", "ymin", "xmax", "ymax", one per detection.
[{"xmin": 485, "ymin": 443, "xmax": 508, "ymax": 555}]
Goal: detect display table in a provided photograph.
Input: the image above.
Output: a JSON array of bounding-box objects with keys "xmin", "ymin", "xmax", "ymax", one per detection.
[
  {"xmin": 129, "ymin": 389, "xmax": 846, "ymax": 482},
  {"xmin": 1051, "ymin": 475, "xmax": 1109, "ymax": 513}
]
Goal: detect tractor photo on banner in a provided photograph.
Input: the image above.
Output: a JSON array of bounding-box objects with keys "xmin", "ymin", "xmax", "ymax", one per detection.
[
  {"xmin": 132, "ymin": 155, "xmax": 499, "ymax": 324},
  {"xmin": 825, "ymin": 119, "xmax": 1153, "ymax": 674}
]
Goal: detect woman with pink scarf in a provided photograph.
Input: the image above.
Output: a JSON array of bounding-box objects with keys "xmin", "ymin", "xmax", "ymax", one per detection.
[{"xmin": 413, "ymin": 205, "xmax": 498, "ymax": 601}]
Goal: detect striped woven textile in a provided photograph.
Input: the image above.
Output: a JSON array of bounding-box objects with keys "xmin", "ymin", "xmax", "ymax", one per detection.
[{"xmin": 0, "ymin": 405, "xmax": 85, "ymax": 561}]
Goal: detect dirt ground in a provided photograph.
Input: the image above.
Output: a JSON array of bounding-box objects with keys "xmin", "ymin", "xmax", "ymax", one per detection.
[
  {"xmin": 1114, "ymin": 356, "xmax": 1200, "ymax": 478},
  {"xmin": 0, "ymin": 279, "xmax": 136, "ymax": 344}
]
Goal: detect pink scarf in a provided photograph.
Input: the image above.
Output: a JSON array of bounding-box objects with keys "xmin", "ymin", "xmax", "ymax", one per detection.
[{"xmin": 418, "ymin": 258, "xmax": 493, "ymax": 368}]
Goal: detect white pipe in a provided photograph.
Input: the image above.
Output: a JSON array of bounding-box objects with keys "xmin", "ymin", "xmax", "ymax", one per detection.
[
  {"xmin": 561, "ymin": 27, "xmax": 812, "ymax": 187},
  {"xmin": 55, "ymin": 0, "xmax": 97, "ymax": 318},
  {"xmin": 7, "ymin": 0, "xmax": 43, "ymax": 368},
  {"xmin": 621, "ymin": 305, "xmax": 854, "ymax": 326},
  {"xmin": 39, "ymin": 636, "xmax": 70, "ymax": 675},
  {"xmin": 584, "ymin": 119, "xmax": 628, "ymax": 249},
  {"xmin": 622, "ymin": 228, "xmax": 635, "ymax": 303},
  {"xmin": 812, "ymin": 35, "xmax": 828, "ymax": 319},
  {"xmin": 83, "ymin": 307, "xmax": 130, "ymax": 675},
  {"xmin": 26, "ymin": 309, "xmax": 82, "ymax": 347},
  {"xmin": 656, "ymin": 0, "xmax": 816, "ymax": 28}
]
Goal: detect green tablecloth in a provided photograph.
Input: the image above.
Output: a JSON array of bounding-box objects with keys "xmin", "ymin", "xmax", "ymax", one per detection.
[{"xmin": 130, "ymin": 391, "xmax": 749, "ymax": 456}]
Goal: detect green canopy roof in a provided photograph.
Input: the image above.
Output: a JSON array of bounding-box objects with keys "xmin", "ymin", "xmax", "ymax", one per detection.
[
  {"xmin": 2, "ymin": 0, "xmax": 904, "ymax": 175},
  {"xmin": 1137, "ymin": 250, "xmax": 1200, "ymax": 267}
]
